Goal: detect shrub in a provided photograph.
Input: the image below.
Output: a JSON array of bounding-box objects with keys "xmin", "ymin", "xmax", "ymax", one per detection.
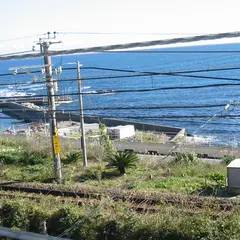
[
  {"xmin": 47, "ymin": 206, "xmax": 82, "ymax": 237},
  {"xmin": 97, "ymin": 220, "xmax": 122, "ymax": 240},
  {"xmin": 20, "ymin": 150, "xmax": 51, "ymax": 165},
  {"xmin": 86, "ymin": 164, "xmax": 104, "ymax": 181},
  {"xmin": 0, "ymin": 139, "xmax": 24, "ymax": 148},
  {"xmin": 28, "ymin": 206, "xmax": 49, "ymax": 234},
  {"xmin": 222, "ymin": 155, "xmax": 235, "ymax": 165},
  {"xmin": 0, "ymin": 201, "xmax": 28, "ymax": 229},
  {"xmin": 64, "ymin": 152, "xmax": 82, "ymax": 164},
  {"xmin": 172, "ymin": 152, "xmax": 198, "ymax": 164},
  {"xmin": 107, "ymin": 151, "xmax": 139, "ymax": 175},
  {"xmin": 206, "ymin": 172, "xmax": 226, "ymax": 187},
  {"xmin": 0, "ymin": 152, "xmax": 22, "ymax": 165}
]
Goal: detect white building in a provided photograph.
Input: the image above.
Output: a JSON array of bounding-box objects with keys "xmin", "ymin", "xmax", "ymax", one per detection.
[
  {"xmin": 227, "ymin": 158, "xmax": 240, "ymax": 194},
  {"xmin": 107, "ymin": 125, "xmax": 135, "ymax": 140},
  {"xmin": 58, "ymin": 123, "xmax": 99, "ymax": 136}
]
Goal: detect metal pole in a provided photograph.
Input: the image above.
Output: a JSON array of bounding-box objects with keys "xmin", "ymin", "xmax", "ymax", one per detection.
[
  {"xmin": 76, "ymin": 61, "xmax": 88, "ymax": 167},
  {"xmin": 43, "ymin": 42, "xmax": 62, "ymax": 183}
]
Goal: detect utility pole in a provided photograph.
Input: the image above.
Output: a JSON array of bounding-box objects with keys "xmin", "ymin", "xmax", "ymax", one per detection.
[
  {"xmin": 76, "ymin": 61, "xmax": 88, "ymax": 167},
  {"xmin": 37, "ymin": 34, "xmax": 63, "ymax": 183}
]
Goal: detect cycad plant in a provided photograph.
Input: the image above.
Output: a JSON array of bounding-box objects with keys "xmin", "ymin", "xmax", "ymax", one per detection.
[
  {"xmin": 107, "ymin": 151, "xmax": 139, "ymax": 175},
  {"xmin": 65, "ymin": 152, "xmax": 82, "ymax": 164}
]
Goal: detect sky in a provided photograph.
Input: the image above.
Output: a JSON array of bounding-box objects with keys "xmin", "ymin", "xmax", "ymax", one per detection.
[{"xmin": 1, "ymin": 0, "xmax": 240, "ymax": 54}]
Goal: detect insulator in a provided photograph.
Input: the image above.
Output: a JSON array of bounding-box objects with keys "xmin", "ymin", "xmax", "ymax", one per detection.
[
  {"xmin": 57, "ymin": 66, "xmax": 62, "ymax": 74},
  {"xmin": 54, "ymin": 68, "xmax": 58, "ymax": 75},
  {"xmin": 54, "ymin": 81, "xmax": 58, "ymax": 92},
  {"xmin": 13, "ymin": 69, "xmax": 17, "ymax": 76}
]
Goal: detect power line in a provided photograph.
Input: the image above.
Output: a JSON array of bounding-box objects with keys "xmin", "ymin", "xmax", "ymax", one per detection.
[
  {"xmin": 86, "ymin": 65, "xmax": 240, "ymax": 75},
  {"xmin": 0, "ymin": 50, "xmax": 38, "ymax": 57},
  {"xmin": 96, "ymin": 50, "xmax": 240, "ymax": 53},
  {"xmin": 1, "ymin": 31, "xmax": 240, "ymax": 60},
  {"xmin": 73, "ymin": 103, "xmax": 227, "ymax": 110},
  {"xmin": 0, "ymin": 81, "xmax": 240, "ymax": 100},
  {"xmin": 0, "ymin": 33, "xmax": 44, "ymax": 43},
  {"xmin": 2, "ymin": 65, "xmax": 240, "ymax": 84},
  {"xmin": 0, "ymin": 103, "xmax": 228, "ymax": 112},
  {"xmin": 158, "ymin": 119, "xmax": 240, "ymax": 126},
  {"xmin": 57, "ymin": 31, "xmax": 208, "ymax": 35},
  {"xmin": 81, "ymin": 113, "xmax": 240, "ymax": 119},
  {"xmin": 161, "ymin": 104, "xmax": 231, "ymax": 160}
]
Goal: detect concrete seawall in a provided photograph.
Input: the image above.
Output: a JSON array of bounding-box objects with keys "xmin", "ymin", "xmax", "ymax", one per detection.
[{"xmin": 0, "ymin": 102, "xmax": 185, "ymax": 138}]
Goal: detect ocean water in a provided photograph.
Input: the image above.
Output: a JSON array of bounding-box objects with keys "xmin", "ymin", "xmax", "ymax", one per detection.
[{"xmin": 1, "ymin": 42, "xmax": 240, "ymax": 145}]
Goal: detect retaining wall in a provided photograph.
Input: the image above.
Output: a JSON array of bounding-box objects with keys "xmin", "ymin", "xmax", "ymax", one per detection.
[{"xmin": 0, "ymin": 102, "xmax": 184, "ymax": 138}]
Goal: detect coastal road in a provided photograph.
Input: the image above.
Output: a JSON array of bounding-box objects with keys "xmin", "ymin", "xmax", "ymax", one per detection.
[
  {"xmin": 62, "ymin": 137, "xmax": 240, "ymax": 159},
  {"xmin": 113, "ymin": 141, "xmax": 240, "ymax": 159}
]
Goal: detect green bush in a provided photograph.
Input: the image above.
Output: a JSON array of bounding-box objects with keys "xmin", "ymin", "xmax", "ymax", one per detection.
[
  {"xmin": 97, "ymin": 220, "xmax": 122, "ymax": 240},
  {"xmin": 222, "ymin": 155, "xmax": 235, "ymax": 165},
  {"xmin": 64, "ymin": 152, "xmax": 82, "ymax": 164},
  {"xmin": 0, "ymin": 149, "xmax": 51, "ymax": 166},
  {"xmin": 0, "ymin": 201, "xmax": 28, "ymax": 229},
  {"xmin": 206, "ymin": 172, "xmax": 226, "ymax": 187},
  {"xmin": 172, "ymin": 152, "xmax": 198, "ymax": 165},
  {"xmin": 47, "ymin": 206, "xmax": 82, "ymax": 237},
  {"xmin": 1, "ymin": 197, "xmax": 240, "ymax": 240},
  {"xmin": 107, "ymin": 151, "xmax": 139, "ymax": 175},
  {"xmin": 0, "ymin": 152, "xmax": 21, "ymax": 165},
  {"xmin": 28, "ymin": 206, "xmax": 49, "ymax": 234},
  {"xmin": 0, "ymin": 139, "xmax": 24, "ymax": 148},
  {"xmin": 20, "ymin": 150, "xmax": 51, "ymax": 165},
  {"xmin": 86, "ymin": 164, "xmax": 104, "ymax": 181}
]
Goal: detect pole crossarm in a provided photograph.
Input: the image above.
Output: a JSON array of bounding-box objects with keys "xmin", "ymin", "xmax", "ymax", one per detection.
[{"xmin": 1, "ymin": 31, "xmax": 240, "ymax": 60}]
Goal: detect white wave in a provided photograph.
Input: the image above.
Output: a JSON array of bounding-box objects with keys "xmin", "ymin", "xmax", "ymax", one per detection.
[
  {"xmin": 9, "ymin": 83, "xmax": 45, "ymax": 91},
  {"xmin": 0, "ymin": 89, "xmax": 35, "ymax": 98},
  {"xmin": 28, "ymin": 87, "xmax": 44, "ymax": 91},
  {"xmin": 82, "ymin": 86, "xmax": 91, "ymax": 89},
  {"xmin": 101, "ymin": 93, "xmax": 115, "ymax": 95},
  {"xmin": 186, "ymin": 135, "xmax": 216, "ymax": 145},
  {"xmin": 85, "ymin": 90, "xmax": 97, "ymax": 94}
]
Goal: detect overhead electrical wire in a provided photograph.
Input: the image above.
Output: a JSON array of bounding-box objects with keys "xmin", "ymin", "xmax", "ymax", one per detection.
[
  {"xmin": 57, "ymin": 31, "xmax": 208, "ymax": 35},
  {"xmin": 0, "ymin": 103, "xmax": 229, "ymax": 112},
  {"xmin": 0, "ymin": 50, "xmax": 39, "ymax": 57},
  {"xmin": 1, "ymin": 31, "xmax": 240, "ymax": 60},
  {"xmin": 1, "ymin": 110, "xmax": 240, "ymax": 120},
  {"xmin": 86, "ymin": 66, "xmax": 240, "ymax": 75},
  {"xmin": 97, "ymin": 50, "xmax": 240, "ymax": 53},
  {"xmin": 80, "ymin": 113, "xmax": 240, "ymax": 119},
  {"xmin": 0, "ymin": 81, "xmax": 240, "ymax": 100},
  {"xmin": 2, "ymin": 65, "xmax": 240, "ymax": 83},
  {"xmin": 0, "ymin": 33, "xmax": 44, "ymax": 43},
  {"xmin": 160, "ymin": 104, "xmax": 231, "ymax": 160},
  {"xmin": 2, "ymin": 67, "xmax": 240, "ymax": 86},
  {"xmin": 157, "ymin": 119, "xmax": 240, "ymax": 126},
  {"xmin": 1, "ymin": 112, "xmax": 239, "ymax": 126}
]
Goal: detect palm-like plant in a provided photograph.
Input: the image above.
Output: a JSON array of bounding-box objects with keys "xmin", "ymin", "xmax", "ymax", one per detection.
[
  {"xmin": 65, "ymin": 152, "xmax": 82, "ymax": 164},
  {"xmin": 107, "ymin": 151, "xmax": 139, "ymax": 175}
]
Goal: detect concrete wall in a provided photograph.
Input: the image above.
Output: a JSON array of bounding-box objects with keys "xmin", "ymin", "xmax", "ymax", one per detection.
[
  {"xmin": 57, "ymin": 113, "xmax": 183, "ymax": 137},
  {"xmin": 0, "ymin": 102, "xmax": 184, "ymax": 138}
]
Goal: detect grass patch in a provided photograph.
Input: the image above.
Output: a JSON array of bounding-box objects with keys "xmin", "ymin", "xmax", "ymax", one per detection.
[
  {"xmin": 0, "ymin": 137, "xmax": 228, "ymax": 195},
  {"xmin": 0, "ymin": 197, "xmax": 239, "ymax": 239}
]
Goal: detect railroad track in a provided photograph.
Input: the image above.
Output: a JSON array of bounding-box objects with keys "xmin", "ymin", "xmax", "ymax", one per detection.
[{"xmin": 0, "ymin": 182, "xmax": 238, "ymax": 213}]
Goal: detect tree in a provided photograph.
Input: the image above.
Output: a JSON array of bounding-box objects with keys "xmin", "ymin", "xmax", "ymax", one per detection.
[
  {"xmin": 99, "ymin": 123, "xmax": 115, "ymax": 155},
  {"xmin": 107, "ymin": 151, "xmax": 139, "ymax": 175}
]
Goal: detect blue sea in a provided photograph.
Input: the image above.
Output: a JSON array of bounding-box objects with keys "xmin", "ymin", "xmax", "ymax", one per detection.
[{"xmin": 1, "ymin": 42, "xmax": 240, "ymax": 145}]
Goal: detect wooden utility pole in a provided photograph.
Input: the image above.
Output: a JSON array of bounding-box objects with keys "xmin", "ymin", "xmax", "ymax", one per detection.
[
  {"xmin": 76, "ymin": 61, "xmax": 88, "ymax": 167},
  {"xmin": 37, "ymin": 36, "xmax": 63, "ymax": 183}
]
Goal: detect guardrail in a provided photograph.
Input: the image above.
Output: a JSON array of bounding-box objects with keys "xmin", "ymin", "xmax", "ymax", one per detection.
[{"xmin": 0, "ymin": 226, "xmax": 71, "ymax": 240}]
